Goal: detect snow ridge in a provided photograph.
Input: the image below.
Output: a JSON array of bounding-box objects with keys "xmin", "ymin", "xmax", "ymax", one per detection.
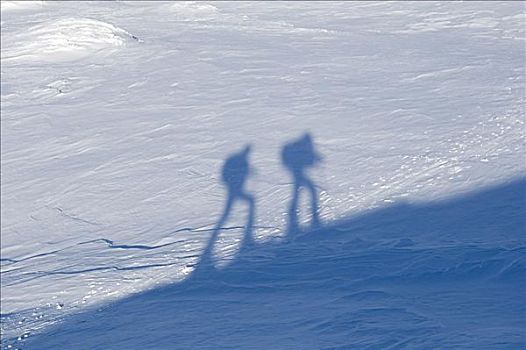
[{"xmin": 2, "ymin": 18, "xmax": 138, "ymax": 63}]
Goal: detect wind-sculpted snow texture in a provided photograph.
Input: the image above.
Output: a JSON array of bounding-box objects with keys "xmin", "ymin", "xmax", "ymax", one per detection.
[{"xmin": 1, "ymin": 1, "xmax": 525, "ymax": 349}]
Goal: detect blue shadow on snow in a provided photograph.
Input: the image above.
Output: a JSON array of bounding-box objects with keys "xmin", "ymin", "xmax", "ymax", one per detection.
[{"xmin": 5, "ymin": 177, "xmax": 526, "ymax": 350}]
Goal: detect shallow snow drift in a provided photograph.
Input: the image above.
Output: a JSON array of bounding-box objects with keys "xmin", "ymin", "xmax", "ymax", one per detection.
[{"xmin": 1, "ymin": 18, "xmax": 138, "ymax": 63}]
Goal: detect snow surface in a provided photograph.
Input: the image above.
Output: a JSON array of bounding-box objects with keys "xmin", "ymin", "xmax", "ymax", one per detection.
[{"xmin": 1, "ymin": 1, "xmax": 525, "ymax": 349}]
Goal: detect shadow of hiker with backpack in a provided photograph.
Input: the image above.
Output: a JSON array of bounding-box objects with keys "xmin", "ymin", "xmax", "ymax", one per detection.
[
  {"xmin": 281, "ymin": 133, "xmax": 322, "ymax": 236},
  {"xmin": 198, "ymin": 145, "xmax": 256, "ymax": 271}
]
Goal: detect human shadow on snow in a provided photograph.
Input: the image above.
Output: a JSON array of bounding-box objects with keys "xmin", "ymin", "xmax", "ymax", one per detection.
[
  {"xmin": 281, "ymin": 132, "xmax": 323, "ymax": 236},
  {"xmin": 196, "ymin": 145, "xmax": 256, "ymax": 273},
  {"xmin": 8, "ymin": 145, "xmax": 526, "ymax": 349}
]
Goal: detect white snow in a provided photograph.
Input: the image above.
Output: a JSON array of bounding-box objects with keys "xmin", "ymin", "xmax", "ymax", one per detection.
[
  {"xmin": 1, "ymin": 1, "xmax": 524, "ymax": 349},
  {"xmin": 1, "ymin": 18, "xmax": 138, "ymax": 63},
  {"xmin": 0, "ymin": 1, "xmax": 45, "ymax": 13}
]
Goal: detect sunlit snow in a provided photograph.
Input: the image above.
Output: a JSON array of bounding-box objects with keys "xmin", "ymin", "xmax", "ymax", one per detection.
[{"xmin": 1, "ymin": 1, "xmax": 524, "ymax": 349}]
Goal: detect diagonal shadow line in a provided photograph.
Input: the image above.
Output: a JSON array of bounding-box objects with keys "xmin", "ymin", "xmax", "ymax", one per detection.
[{"xmin": 5, "ymin": 177, "xmax": 524, "ymax": 349}]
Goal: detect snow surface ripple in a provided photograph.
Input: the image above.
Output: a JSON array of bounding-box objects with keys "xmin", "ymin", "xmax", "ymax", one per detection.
[{"xmin": 1, "ymin": 1, "xmax": 525, "ymax": 349}]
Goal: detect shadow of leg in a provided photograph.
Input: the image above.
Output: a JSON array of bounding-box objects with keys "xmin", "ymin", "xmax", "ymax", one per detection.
[
  {"xmin": 305, "ymin": 179, "xmax": 320, "ymax": 229},
  {"xmin": 198, "ymin": 195, "xmax": 234, "ymax": 270},
  {"xmin": 241, "ymin": 193, "xmax": 255, "ymax": 246},
  {"xmin": 287, "ymin": 181, "xmax": 301, "ymax": 236}
]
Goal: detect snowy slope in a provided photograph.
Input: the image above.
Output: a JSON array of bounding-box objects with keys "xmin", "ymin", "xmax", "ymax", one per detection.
[{"xmin": 1, "ymin": 1, "xmax": 525, "ymax": 349}]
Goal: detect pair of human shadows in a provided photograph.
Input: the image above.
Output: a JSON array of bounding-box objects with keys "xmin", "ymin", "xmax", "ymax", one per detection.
[{"xmin": 199, "ymin": 133, "xmax": 322, "ymax": 270}]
